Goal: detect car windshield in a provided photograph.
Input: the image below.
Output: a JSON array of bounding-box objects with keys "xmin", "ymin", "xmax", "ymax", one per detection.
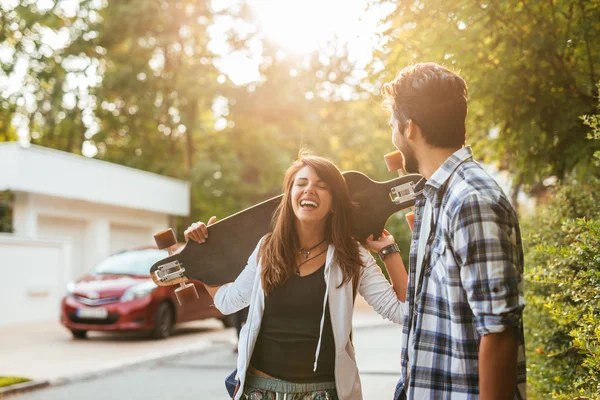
[{"xmin": 94, "ymin": 249, "xmax": 167, "ymax": 276}]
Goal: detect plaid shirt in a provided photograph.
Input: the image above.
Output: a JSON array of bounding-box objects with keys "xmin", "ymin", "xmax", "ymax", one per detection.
[{"xmin": 394, "ymin": 146, "xmax": 527, "ymax": 400}]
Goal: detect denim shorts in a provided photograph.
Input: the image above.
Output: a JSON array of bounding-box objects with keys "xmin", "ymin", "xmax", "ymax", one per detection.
[{"xmin": 242, "ymin": 374, "xmax": 338, "ymax": 400}]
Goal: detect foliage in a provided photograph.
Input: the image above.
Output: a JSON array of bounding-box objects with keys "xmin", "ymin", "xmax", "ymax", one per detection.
[
  {"xmin": 0, "ymin": 0, "xmax": 93, "ymax": 149},
  {"xmin": 582, "ymin": 84, "xmax": 600, "ymax": 167},
  {"xmin": 174, "ymin": 36, "xmax": 404, "ymax": 228},
  {"xmin": 374, "ymin": 0, "xmax": 600, "ymax": 197},
  {"xmin": 67, "ymin": 0, "xmax": 222, "ymax": 178},
  {"xmin": 524, "ymin": 100, "xmax": 600, "ymax": 398},
  {"xmin": 524, "ymin": 188, "xmax": 600, "ymax": 399},
  {"xmin": 0, "ymin": 0, "xmax": 410, "ymax": 247},
  {"xmin": 0, "ymin": 190, "xmax": 13, "ymax": 233}
]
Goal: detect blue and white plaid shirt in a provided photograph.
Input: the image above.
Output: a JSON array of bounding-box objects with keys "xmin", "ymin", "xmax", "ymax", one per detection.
[{"xmin": 394, "ymin": 146, "xmax": 527, "ymax": 400}]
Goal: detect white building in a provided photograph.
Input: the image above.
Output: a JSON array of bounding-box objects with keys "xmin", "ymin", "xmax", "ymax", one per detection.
[{"xmin": 0, "ymin": 142, "xmax": 190, "ymax": 326}]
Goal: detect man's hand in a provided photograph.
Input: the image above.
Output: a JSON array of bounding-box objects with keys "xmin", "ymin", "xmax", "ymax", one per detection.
[
  {"xmin": 184, "ymin": 216, "xmax": 217, "ymax": 243},
  {"xmin": 365, "ymin": 229, "xmax": 396, "ymax": 253}
]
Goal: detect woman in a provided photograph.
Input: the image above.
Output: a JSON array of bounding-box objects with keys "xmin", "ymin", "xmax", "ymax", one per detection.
[{"xmin": 185, "ymin": 154, "xmax": 408, "ymax": 400}]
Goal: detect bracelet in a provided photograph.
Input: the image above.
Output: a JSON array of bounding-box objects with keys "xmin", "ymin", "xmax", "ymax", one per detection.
[{"xmin": 378, "ymin": 243, "xmax": 400, "ymax": 262}]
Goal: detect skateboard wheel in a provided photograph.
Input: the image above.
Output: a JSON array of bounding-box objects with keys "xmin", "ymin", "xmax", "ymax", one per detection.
[
  {"xmin": 154, "ymin": 229, "xmax": 177, "ymax": 249},
  {"xmin": 175, "ymin": 283, "xmax": 199, "ymax": 306},
  {"xmin": 405, "ymin": 211, "xmax": 415, "ymax": 231},
  {"xmin": 384, "ymin": 150, "xmax": 404, "ymax": 172}
]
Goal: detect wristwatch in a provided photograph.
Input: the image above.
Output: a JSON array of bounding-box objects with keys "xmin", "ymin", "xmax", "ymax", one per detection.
[{"xmin": 378, "ymin": 243, "xmax": 400, "ymax": 262}]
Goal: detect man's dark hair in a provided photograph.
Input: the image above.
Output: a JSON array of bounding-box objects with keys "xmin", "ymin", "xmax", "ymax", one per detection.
[{"xmin": 382, "ymin": 62, "xmax": 468, "ymax": 148}]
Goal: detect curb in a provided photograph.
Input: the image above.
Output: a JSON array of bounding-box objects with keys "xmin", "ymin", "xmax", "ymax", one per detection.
[
  {"xmin": 0, "ymin": 380, "xmax": 50, "ymax": 396},
  {"xmin": 49, "ymin": 339, "xmax": 221, "ymax": 387}
]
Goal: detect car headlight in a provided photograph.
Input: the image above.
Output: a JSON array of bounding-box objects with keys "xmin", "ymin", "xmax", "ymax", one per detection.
[{"xmin": 121, "ymin": 281, "xmax": 158, "ymax": 302}]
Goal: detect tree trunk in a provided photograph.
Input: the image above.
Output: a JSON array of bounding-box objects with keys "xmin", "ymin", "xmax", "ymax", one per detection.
[{"xmin": 511, "ymin": 174, "xmax": 523, "ymax": 212}]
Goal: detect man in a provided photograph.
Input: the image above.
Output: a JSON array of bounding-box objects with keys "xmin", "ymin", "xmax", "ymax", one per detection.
[{"xmin": 382, "ymin": 63, "xmax": 526, "ymax": 399}]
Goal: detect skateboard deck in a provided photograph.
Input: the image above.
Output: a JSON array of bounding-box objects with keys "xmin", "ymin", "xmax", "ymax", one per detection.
[{"xmin": 150, "ymin": 171, "xmax": 424, "ymax": 287}]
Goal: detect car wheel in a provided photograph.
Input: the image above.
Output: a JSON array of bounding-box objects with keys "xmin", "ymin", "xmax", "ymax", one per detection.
[
  {"xmin": 70, "ymin": 329, "xmax": 88, "ymax": 339},
  {"xmin": 151, "ymin": 302, "xmax": 174, "ymax": 340}
]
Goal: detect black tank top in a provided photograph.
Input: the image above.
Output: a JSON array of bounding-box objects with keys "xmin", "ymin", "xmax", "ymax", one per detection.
[{"xmin": 250, "ymin": 263, "xmax": 335, "ymax": 382}]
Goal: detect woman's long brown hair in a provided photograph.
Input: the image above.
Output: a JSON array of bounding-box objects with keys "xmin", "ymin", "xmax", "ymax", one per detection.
[{"xmin": 259, "ymin": 154, "xmax": 363, "ymax": 295}]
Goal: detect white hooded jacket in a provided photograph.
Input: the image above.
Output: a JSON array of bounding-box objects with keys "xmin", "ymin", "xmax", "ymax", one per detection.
[{"xmin": 214, "ymin": 239, "xmax": 405, "ymax": 400}]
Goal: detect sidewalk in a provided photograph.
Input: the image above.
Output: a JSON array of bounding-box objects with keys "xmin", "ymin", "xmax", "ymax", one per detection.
[
  {"xmin": 0, "ymin": 318, "xmax": 233, "ymax": 386},
  {"xmin": 0, "ymin": 295, "xmax": 398, "ymax": 396}
]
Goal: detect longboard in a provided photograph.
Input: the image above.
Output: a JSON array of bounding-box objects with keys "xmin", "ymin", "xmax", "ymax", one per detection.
[{"xmin": 150, "ymin": 171, "xmax": 424, "ymax": 288}]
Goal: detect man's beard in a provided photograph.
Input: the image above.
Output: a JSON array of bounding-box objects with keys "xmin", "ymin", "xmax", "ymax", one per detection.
[{"xmin": 402, "ymin": 145, "xmax": 419, "ymax": 174}]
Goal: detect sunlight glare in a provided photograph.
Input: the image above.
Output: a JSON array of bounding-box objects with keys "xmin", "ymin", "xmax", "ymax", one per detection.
[
  {"xmin": 248, "ymin": 0, "xmax": 373, "ymax": 57},
  {"xmin": 210, "ymin": 0, "xmax": 392, "ymax": 85}
]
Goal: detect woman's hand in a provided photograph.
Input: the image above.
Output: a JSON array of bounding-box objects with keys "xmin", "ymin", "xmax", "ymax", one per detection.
[
  {"xmin": 365, "ymin": 229, "xmax": 396, "ymax": 253},
  {"xmin": 184, "ymin": 216, "xmax": 217, "ymax": 243}
]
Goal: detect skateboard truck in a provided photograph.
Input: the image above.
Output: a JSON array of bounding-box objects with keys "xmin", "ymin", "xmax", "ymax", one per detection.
[
  {"xmin": 154, "ymin": 260, "xmax": 185, "ymax": 283},
  {"xmin": 153, "ymin": 228, "xmax": 199, "ymax": 306},
  {"xmin": 385, "ymin": 150, "xmax": 416, "ymax": 230},
  {"xmin": 390, "ymin": 181, "xmax": 419, "ymax": 205}
]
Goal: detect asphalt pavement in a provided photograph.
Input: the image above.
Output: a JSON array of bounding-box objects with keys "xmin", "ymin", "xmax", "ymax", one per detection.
[
  {"xmin": 1, "ymin": 296, "xmax": 403, "ymax": 399},
  {"xmin": 5, "ymin": 323, "xmax": 401, "ymax": 400}
]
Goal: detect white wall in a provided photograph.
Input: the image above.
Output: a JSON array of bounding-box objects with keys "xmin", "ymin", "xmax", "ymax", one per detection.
[
  {"xmin": 37, "ymin": 216, "xmax": 86, "ymax": 281},
  {"xmin": 12, "ymin": 193, "xmax": 170, "ymax": 277},
  {"xmin": 0, "ymin": 143, "xmax": 189, "ymax": 326},
  {"xmin": 27, "ymin": 193, "xmax": 169, "ymax": 234},
  {"xmin": 0, "ymin": 142, "xmax": 190, "ymax": 216},
  {"xmin": 110, "ymin": 223, "xmax": 154, "ymax": 255},
  {"xmin": 0, "ymin": 234, "xmax": 71, "ymax": 326}
]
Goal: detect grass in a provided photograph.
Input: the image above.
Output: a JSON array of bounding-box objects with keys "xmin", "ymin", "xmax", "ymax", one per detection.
[{"xmin": 0, "ymin": 376, "xmax": 31, "ymax": 388}]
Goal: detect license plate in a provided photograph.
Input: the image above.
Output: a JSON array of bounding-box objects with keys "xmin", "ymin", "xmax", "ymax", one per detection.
[{"xmin": 77, "ymin": 307, "xmax": 108, "ymax": 319}]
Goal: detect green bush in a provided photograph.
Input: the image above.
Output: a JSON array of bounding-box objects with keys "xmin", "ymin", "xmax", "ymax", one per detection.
[{"xmin": 524, "ymin": 180, "xmax": 600, "ymax": 399}]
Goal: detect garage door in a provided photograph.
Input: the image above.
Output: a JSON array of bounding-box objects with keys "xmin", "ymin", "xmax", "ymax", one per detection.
[
  {"xmin": 110, "ymin": 224, "xmax": 153, "ymax": 255},
  {"xmin": 37, "ymin": 216, "xmax": 86, "ymax": 280}
]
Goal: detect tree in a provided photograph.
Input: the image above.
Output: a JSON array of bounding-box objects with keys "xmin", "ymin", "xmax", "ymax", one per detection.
[
  {"xmin": 1, "ymin": 0, "xmax": 416, "ymax": 243},
  {"xmin": 582, "ymin": 83, "xmax": 600, "ymax": 167},
  {"xmin": 372, "ymin": 0, "xmax": 600, "ymax": 199},
  {"xmin": 63, "ymin": 0, "xmax": 225, "ymax": 178},
  {"xmin": 0, "ymin": 0, "xmax": 89, "ymax": 148}
]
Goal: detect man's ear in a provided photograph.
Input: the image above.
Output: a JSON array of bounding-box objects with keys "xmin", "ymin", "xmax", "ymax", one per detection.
[{"xmin": 406, "ymin": 120, "xmax": 422, "ymax": 142}]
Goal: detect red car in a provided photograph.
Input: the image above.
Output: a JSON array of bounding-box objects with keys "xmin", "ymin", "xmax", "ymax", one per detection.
[{"xmin": 60, "ymin": 247, "xmax": 232, "ymax": 339}]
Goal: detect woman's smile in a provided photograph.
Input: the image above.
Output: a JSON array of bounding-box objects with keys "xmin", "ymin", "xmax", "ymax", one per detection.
[{"xmin": 299, "ymin": 198, "xmax": 319, "ymax": 211}]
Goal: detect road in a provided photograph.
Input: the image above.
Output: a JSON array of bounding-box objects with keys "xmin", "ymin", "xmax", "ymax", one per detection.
[{"xmin": 7, "ymin": 323, "xmax": 402, "ymax": 400}]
